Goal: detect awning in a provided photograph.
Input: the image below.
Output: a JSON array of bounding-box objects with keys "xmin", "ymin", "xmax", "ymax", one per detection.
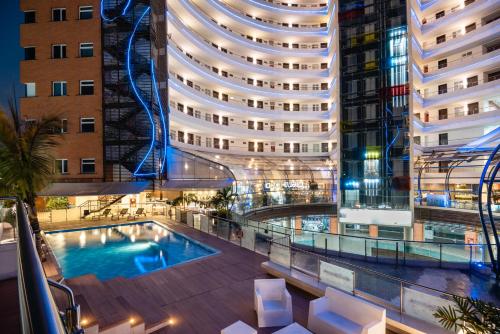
[
  {"xmin": 162, "ymin": 178, "xmax": 233, "ymax": 189},
  {"xmin": 39, "ymin": 182, "xmax": 151, "ymax": 196}
]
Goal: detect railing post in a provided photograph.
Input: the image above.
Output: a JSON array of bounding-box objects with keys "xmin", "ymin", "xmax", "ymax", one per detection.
[
  {"xmin": 469, "ymin": 245, "xmax": 473, "ymax": 271},
  {"xmin": 364, "ymin": 239, "xmax": 367, "ymax": 260},
  {"xmin": 403, "ymin": 241, "xmax": 406, "ymax": 265},
  {"xmin": 400, "ymin": 282, "xmax": 404, "ymax": 314},
  {"xmin": 376, "ymin": 239, "xmax": 379, "ymax": 262},
  {"xmin": 325, "ymin": 237, "xmax": 328, "ymax": 255},
  {"xmin": 396, "ymin": 242, "xmax": 399, "ymax": 266}
]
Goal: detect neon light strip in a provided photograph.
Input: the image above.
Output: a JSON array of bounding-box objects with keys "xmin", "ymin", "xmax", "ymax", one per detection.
[
  {"xmin": 151, "ymin": 60, "xmax": 168, "ymax": 174},
  {"xmin": 126, "ymin": 7, "xmax": 156, "ymax": 176},
  {"xmin": 100, "ymin": 0, "xmax": 132, "ymax": 22}
]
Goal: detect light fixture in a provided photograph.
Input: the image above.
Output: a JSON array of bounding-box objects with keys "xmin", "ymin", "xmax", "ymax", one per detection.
[{"xmin": 129, "ymin": 317, "xmax": 136, "ymax": 325}]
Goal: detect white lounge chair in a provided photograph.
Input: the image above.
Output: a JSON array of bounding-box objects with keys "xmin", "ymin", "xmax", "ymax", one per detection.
[
  {"xmin": 307, "ymin": 287, "xmax": 386, "ymax": 334},
  {"xmin": 254, "ymin": 278, "xmax": 293, "ymax": 328}
]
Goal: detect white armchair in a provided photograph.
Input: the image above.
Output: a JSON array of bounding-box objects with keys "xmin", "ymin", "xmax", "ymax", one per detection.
[
  {"xmin": 254, "ymin": 278, "xmax": 293, "ymax": 328},
  {"xmin": 308, "ymin": 287, "xmax": 386, "ymax": 334}
]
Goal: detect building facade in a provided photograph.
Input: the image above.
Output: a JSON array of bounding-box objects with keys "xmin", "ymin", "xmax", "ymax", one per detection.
[{"xmin": 19, "ymin": 0, "xmax": 500, "ymax": 239}]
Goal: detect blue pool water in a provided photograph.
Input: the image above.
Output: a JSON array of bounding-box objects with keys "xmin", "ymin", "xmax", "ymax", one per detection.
[{"xmin": 45, "ymin": 222, "xmax": 218, "ymax": 281}]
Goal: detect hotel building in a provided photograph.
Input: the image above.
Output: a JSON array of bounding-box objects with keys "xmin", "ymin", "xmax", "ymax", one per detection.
[{"xmin": 19, "ymin": 0, "xmax": 499, "ymax": 242}]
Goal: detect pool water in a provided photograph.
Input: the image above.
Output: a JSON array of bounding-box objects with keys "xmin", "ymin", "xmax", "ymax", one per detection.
[{"xmin": 45, "ymin": 222, "xmax": 217, "ymax": 281}]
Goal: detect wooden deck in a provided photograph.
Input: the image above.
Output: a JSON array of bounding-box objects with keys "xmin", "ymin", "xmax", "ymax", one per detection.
[
  {"xmin": 0, "ymin": 278, "xmax": 21, "ymax": 334},
  {"xmin": 56, "ymin": 219, "xmax": 314, "ymax": 333}
]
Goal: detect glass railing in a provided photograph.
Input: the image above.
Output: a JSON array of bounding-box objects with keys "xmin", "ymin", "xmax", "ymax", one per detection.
[
  {"xmin": 195, "ymin": 211, "xmax": 493, "ymax": 269},
  {"xmin": 171, "ymin": 208, "xmax": 497, "ymax": 330}
]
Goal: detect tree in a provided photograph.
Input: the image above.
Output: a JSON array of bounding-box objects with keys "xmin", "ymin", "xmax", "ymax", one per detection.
[
  {"xmin": 209, "ymin": 186, "xmax": 237, "ymax": 218},
  {"xmin": 434, "ymin": 295, "xmax": 500, "ymax": 334},
  {"xmin": 0, "ymin": 96, "xmax": 61, "ymax": 256}
]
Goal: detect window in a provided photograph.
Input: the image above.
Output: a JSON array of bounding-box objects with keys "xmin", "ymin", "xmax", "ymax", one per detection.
[
  {"xmin": 321, "ymin": 143, "xmax": 329, "ymax": 152},
  {"xmin": 60, "ymin": 119, "xmax": 68, "ymax": 133},
  {"xmin": 79, "ymin": 6, "xmax": 93, "ymax": 20},
  {"xmin": 302, "ymin": 144, "xmax": 308, "ymax": 153},
  {"xmin": 177, "ymin": 131, "xmax": 184, "ymax": 143},
  {"xmin": 301, "ymin": 124, "xmax": 309, "ymax": 132},
  {"xmin": 439, "ymin": 133, "xmax": 448, "ymax": 145},
  {"xmin": 467, "ymin": 102, "xmax": 479, "ymax": 115},
  {"xmin": 55, "ymin": 159, "xmax": 68, "ymax": 174},
  {"xmin": 436, "ymin": 35, "xmax": 446, "ymax": 44},
  {"xmin": 293, "ymin": 124, "xmax": 300, "ymax": 132},
  {"xmin": 248, "ymin": 142, "xmax": 255, "ymax": 152},
  {"xmin": 223, "ymin": 139, "xmax": 229, "ymax": 150},
  {"xmin": 80, "ymin": 43, "xmax": 94, "ymax": 57},
  {"xmin": 465, "ymin": 23, "xmax": 476, "ymax": 33},
  {"xmin": 257, "ymin": 142, "xmax": 264, "ymax": 152},
  {"xmin": 80, "ymin": 80, "xmax": 94, "ymax": 95},
  {"xmin": 284, "ymin": 123, "xmax": 291, "ymax": 132},
  {"xmin": 257, "ymin": 122, "xmax": 264, "ymax": 130},
  {"xmin": 24, "ymin": 47, "xmax": 35, "ymax": 60},
  {"xmin": 248, "ymin": 120, "xmax": 255, "ymax": 130},
  {"xmin": 313, "ymin": 144, "xmax": 320, "ymax": 152},
  {"xmin": 213, "ymin": 138, "xmax": 220, "ymax": 149},
  {"xmin": 438, "ymin": 108, "xmax": 448, "ymax": 120},
  {"xmin": 438, "ymin": 84, "xmax": 447, "ymax": 94},
  {"xmin": 438, "ymin": 161, "xmax": 449, "ymax": 173},
  {"xmin": 437, "ymin": 59, "xmax": 447, "ymax": 69},
  {"xmin": 467, "ymin": 75, "xmax": 478, "ymax": 88},
  {"xmin": 293, "ymin": 143, "xmax": 300, "ymax": 153},
  {"xmin": 81, "ymin": 159, "xmax": 95, "ymax": 174},
  {"xmin": 52, "ymin": 8, "xmax": 66, "ymax": 22},
  {"xmin": 24, "ymin": 11, "xmax": 36, "ymax": 24},
  {"xmin": 222, "ymin": 116, "xmax": 229, "ymax": 126},
  {"xmin": 212, "ymin": 114, "xmax": 219, "ymax": 124},
  {"xmin": 284, "ymin": 143, "xmax": 290, "ymax": 153},
  {"xmin": 52, "ymin": 44, "xmax": 67, "ymax": 59},
  {"xmin": 435, "ymin": 11, "xmax": 445, "ymax": 19},
  {"xmin": 25, "ymin": 83, "xmax": 36, "ymax": 97},
  {"xmin": 52, "ymin": 81, "xmax": 67, "ymax": 96},
  {"xmin": 80, "ymin": 118, "xmax": 95, "ymax": 133},
  {"xmin": 414, "ymin": 136, "xmax": 421, "ymax": 145},
  {"xmin": 321, "ymin": 123, "xmax": 329, "ymax": 132}
]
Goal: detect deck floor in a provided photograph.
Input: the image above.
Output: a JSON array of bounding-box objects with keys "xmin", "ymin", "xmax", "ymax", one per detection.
[
  {"xmin": 0, "ymin": 278, "xmax": 21, "ymax": 334},
  {"xmin": 61, "ymin": 220, "xmax": 314, "ymax": 333}
]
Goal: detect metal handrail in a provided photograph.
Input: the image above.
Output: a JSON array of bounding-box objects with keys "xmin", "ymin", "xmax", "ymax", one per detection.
[{"xmin": 14, "ymin": 198, "xmax": 67, "ymax": 333}]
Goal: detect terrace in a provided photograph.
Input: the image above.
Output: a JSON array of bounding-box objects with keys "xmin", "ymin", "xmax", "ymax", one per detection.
[{"xmin": 2, "ymin": 199, "xmax": 499, "ymax": 334}]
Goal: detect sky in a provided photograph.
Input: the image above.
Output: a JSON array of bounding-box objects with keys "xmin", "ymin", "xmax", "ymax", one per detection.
[{"xmin": 0, "ymin": 0, "xmax": 23, "ymax": 108}]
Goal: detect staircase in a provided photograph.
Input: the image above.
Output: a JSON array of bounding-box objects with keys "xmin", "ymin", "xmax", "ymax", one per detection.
[{"xmin": 79, "ymin": 195, "xmax": 126, "ymax": 218}]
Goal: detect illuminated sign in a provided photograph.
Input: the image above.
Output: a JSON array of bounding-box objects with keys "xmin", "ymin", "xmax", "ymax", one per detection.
[{"xmin": 263, "ymin": 180, "xmax": 308, "ymax": 192}]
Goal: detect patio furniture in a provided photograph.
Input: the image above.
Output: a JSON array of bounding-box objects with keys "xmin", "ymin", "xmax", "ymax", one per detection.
[
  {"xmin": 307, "ymin": 287, "xmax": 386, "ymax": 334},
  {"xmin": 221, "ymin": 320, "xmax": 257, "ymax": 334},
  {"xmin": 111, "ymin": 208, "xmax": 128, "ymax": 220},
  {"xmin": 92, "ymin": 208, "xmax": 112, "ymax": 220},
  {"xmin": 254, "ymin": 278, "xmax": 293, "ymax": 328},
  {"xmin": 272, "ymin": 322, "xmax": 312, "ymax": 334},
  {"xmin": 128, "ymin": 208, "xmax": 146, "ymax": 220}
]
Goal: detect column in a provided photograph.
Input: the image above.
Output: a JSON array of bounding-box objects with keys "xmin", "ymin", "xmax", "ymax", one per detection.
[
  {"xmin": 369, "ymin": 224, "xmax": 379, "ymax": 238},
  {"xmin": 412, "ymin": 222, "xmax": 424, "ymax": 242},
  {"xmin": 329, "ymin": 216, "xmax": 338, "ymax": 234},
  {"xmin": 294, "ymin": 216, "xmax": 302, "ymax": 235}
]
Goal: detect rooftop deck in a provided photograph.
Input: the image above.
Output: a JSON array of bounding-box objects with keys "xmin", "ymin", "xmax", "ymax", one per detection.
[{"xmin": 45, "ymin": 219, "xmax": 314, "ymax": 333}]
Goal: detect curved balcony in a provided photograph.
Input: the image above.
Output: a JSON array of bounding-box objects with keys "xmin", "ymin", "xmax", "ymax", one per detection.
[
  {"xmin": 203, "ymin": 0, "xmax": 329, "ymax": 36},
  {"xmin": 413, "ymin": 48, "xmax": 500, "ymax": 83},
  {"xmin": 167, "ymin": 11, "xmax": 332, "ymax": 78},
  {"xmin": 414, "ymin": 74, "xmax": 500, "ymax": 108},
  {"xmin": 414, "ymin": 107, "xmax": 500, "ymax": 134},
  {"xmin": 414, "ymin": 15, "xmax": 500, "ymax": 59},
  {"xmin": 419, "ymin": 0, "xmax": 497, "ymax": 35},
  {"xmin": 168, "ymin": 78, "xmax": 333, "ymax": 121},
  {"xmin": 171, "ymin": 109, "xmax": 333, "ymax": 141},
  {"xmin": 168, "ymin": 43, "xmax": 333, "ymax": 100},
  {"xmin": 242, "ymin": 0, "xmax": 329, "ymax": 14},
  {"xmin": 174, "ymin": 0, "xmax": 329, "ymax": 58}
]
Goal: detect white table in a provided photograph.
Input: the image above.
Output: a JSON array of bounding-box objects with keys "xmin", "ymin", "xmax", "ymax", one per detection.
[
  {"xmin": 272, "ymin": 322, "xmax": 312, "ymax": 334},
  {"xmin": 221, "ymin": 320, "xmax": 257, "ymax": 334}
]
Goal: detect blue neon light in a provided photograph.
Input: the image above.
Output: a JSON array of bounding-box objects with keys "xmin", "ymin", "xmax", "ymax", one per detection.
[
  {"xmin": 100, "ymin": 0, "xmax": 132, "ymax": 22},
  {"xmin": 126, "ymin": 6, "xmax": 157, "ymax": 177},
  {"xmin": 151, "ymin": 60, "xmax": 168, "ymax": 174}
]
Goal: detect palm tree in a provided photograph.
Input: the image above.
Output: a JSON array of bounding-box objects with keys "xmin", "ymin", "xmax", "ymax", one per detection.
[
  {"xmin": 210, "ymin": 186, "xmax": 237, "ymax": 218},
  {"xmin": 0, "ymin": 96, "xmax": 61, "ymax": 256}
]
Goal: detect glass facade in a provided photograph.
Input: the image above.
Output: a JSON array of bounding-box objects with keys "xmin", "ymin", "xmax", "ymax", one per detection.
[{"xmin": 338, "ymin": 0, "xmax": 410, "ymax": 223}]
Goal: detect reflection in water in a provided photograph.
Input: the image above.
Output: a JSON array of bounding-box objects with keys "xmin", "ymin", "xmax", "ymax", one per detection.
[{"xmin": 79, "ymin": 231, "xmax": 86, "ymax": 248}]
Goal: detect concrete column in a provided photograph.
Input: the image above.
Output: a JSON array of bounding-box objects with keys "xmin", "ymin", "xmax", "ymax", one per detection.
[
  {"xmin": 329, "ymin": 216, "xmax": 338, "ymax": 234},
  {"xmin": 413, "ymin": 222, "xmax": 424, "ymax": 241},
  {"xmin": 464, "ymin": 230, "xmax": 478, "ymax": 244},
  {"xmin": 369, "ymin": 224, "xmax": 379, "ymax": 238},
  {"xmin": 294, "ymin": 216, "xmax": 302, "ymax": 235}
]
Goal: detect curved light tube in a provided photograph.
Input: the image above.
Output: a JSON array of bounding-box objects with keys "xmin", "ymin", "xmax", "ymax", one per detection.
[{"xmin": 100, "ymin": 0, "xmax": 132, "ymax": 22}]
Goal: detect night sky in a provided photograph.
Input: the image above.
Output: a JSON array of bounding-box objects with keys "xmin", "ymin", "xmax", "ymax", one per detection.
[{"xmin": 0, "ymin": 1, "xmax": 23, "ymax": 108}]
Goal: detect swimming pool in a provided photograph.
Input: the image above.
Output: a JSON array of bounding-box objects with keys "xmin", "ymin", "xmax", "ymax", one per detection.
[{"xmin": 45, "ymin": 222, "xmax": 218, "ymax": 281}]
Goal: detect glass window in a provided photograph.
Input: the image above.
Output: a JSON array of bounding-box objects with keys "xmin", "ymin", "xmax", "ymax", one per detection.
[
  {"xmin": 438, "ymin": 84, "xmax": 447, "ymax": 94},
  {"xmin": 24, "ymin": 11, "xmax": 36, "ymax": 24},
  {"xmin": 81, "ymin": 159, "xmax": 95, "ymax": 174},
  {"xmin": 439, "ymin": 133, "xmax": 448, "ymax": 145},
  {"xmin": 321, "ymin": 143, "xmax": 329, "ymax": 152},
  {"xmin": 60, "ymin": 119, "xmax": 68, "ymax": 133},
  {"xmin": 438, "ymin": 108, "xmax": 448, "ymax": 120},
  {"xmin": 52, "ymin": 81, "xmax": 67, "ymax": 96},
  {"xmin": 437, "ymin": 59, "xmax": 447, "ymax": 69},
  {"xmin": 25, "ymin": 83, "xmax": 36, "ymax": 97},
  {"xmin": 80, "ymin": 118, "xmax": 95, "ymax": 133},
  {"xmin": 80, "ymin": 80, "xmax": 94, "ymax": 95},
  {"xmin": 52, "ymin": 44, "xmax": 67, "ymax": 59},
  {"xmin": 80, "ymin": 43, "xmax": 94, "ymax": 57},
  {"xmin": 436, "ymin": 35, "xmax": 446, "ymax": 44},
  {"xmin": 55, "ymin": 159, "xmax": 68, "ymax": 174},
  {"xmin": 52, "ymin": 8, "xmax": 66, "ymax": 22},
  {"xmin": 24, "ymin": 47, "xmax": 36, "ymax": 60},
  {"xmin": 467, "ymin": 102, "xmax": 479, "ymax": 115},
  {"xmin": 79, "ymin": 6, "xmax": 93, "ymax": 20},
  {"xmin": 283, "ymin": 143, "xmax": 290, "ymax": 153}
]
